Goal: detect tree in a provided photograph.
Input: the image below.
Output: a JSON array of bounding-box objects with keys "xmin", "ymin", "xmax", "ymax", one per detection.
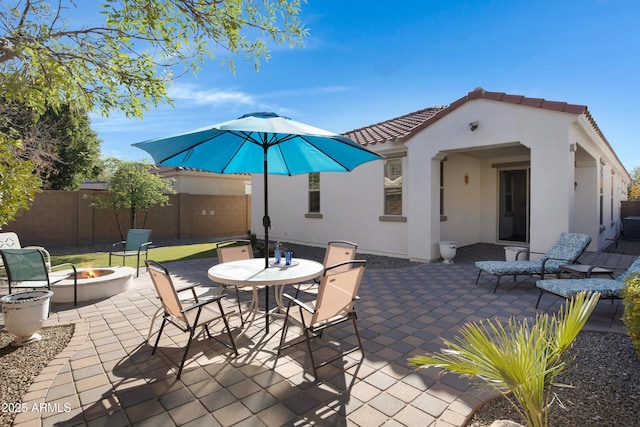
[
  {"xmin": 93, "ymin": 160, "xmax": 176, "ymax": 239},
  {"xmin": 1, "ymin": 0, "xmax": 307, "ymax": 117},
  {"xmin": 409, "ymin": 292, "xmax": 599, "ymax": 427},
  {"xmin": 0, "ymin": 138, "xmax": 41, "ymax": 227},
  {"xmin": 0, "ymin": 100, "xmax": 103, "ymax": 191},
  {"xmin": 629, "ymin": 167, "xmax": 640, "ymax": 200},
  {"xmin": 0, "ymin": 0, "xmax": 306, "ymax": 227}
]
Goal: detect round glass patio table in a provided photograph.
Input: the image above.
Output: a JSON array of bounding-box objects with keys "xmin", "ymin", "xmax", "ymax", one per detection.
[{"xmin": 208, "ymin": 258, "xmax": 323, "ymax": 333}]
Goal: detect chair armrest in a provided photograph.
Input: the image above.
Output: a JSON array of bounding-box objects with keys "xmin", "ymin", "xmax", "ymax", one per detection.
[
  {"xmin": 51, "ymin": 262, "xmax": 77, "ymax": 276},
  {"xmin": 140, "ymin": 241, "xmax": 152, "ymax": 250},
  {"xmin": 175, "ymin": 283, "xmax": 200, "ymax": 293},
  {"xmin": 181, "ymin": 294, "xmax": 225, "ymax": 313},
  {"xmin": 111, "ymin": 241, "xmax": 126, "ymax": 251},
  {"xmin": 283, "ymin": 293, "xmax": 315, "ymax": 314}
]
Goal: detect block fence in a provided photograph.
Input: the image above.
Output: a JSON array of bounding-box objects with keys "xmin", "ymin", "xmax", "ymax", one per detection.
[{"xmin": 3, "ymin": 190, "xmax": 251, "ymax": 247}]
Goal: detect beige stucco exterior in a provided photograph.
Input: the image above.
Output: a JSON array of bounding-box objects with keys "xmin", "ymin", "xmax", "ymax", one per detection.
[{"xmin": 251, "ymin": 92, "xmax": 630, "ymax": 261}]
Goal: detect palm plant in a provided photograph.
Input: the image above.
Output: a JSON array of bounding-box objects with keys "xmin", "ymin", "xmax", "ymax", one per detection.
[{"xmin": 409, "ymin": 292, "xmax": 600, "ymax": 427}]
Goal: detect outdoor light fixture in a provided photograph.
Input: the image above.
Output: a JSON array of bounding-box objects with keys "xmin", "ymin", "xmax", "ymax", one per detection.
[{"xmin": 468, "ymin": 121, "xmax": 479, "ymax": 131}]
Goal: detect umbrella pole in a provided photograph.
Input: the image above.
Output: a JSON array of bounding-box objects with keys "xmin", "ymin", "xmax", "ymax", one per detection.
[{"xmin": 262, "ymin": 144, "xmax": 271, "ymax": 333}]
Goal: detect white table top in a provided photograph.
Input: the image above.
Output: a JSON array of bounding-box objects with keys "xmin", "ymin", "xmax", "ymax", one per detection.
[{"xmin": 208, "ymin": 258, "xmax": 324, "ymax": 287}]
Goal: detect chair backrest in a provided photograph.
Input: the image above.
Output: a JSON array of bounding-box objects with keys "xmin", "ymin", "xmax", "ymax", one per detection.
[
  {"xmin": 146, "ymin": 260, "xmax": 188, "ymax": 324},
  {"xmin": 312, "ymin": 260, "xmax": 366, "ymax": 326},
  {"xmin": 0, "ymin": 232, "xmax": 21, "ymax": 250},
  {"xmin": 125, "ymin": 229, "xmax": 152, "ymax": 251},
  {"xmin": 323, "ymin": 241, "xmax": 357, "ymax": 273},
  {"xmin": 217, "ymin": 240, "xmax": 254, "ymax": 263},
  {"xmin": 618, "ymin": 257, "xmax": 640, "ymax": 283},
  {"xmin": 544, "ymin": 232, "xmax": 591, "ymax": 264},
  {"xmin": 0, "ymin": 249, "xmax": 49, "ymax": 283}
]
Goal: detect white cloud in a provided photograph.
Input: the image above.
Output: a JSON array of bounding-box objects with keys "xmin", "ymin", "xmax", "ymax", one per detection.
[{"xmin": 168, "ymin": 83, "xmax": 255, "ymax": 106}]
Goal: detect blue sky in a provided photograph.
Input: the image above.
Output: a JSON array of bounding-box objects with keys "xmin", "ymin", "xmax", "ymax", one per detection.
[{"xmin": 90, "ymin": 0, "xmax": 640, "ymax": 171}]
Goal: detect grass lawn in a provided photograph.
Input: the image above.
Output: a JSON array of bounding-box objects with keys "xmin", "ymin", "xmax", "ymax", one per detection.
[{"xmin": 50, "ymin": 242, "xmax": 220, "ymax": 269}]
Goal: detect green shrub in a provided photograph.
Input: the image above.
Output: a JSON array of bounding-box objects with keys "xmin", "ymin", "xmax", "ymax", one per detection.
[
  {"xmin": 409, "ymin": 292, "xmax": 599, "ymax": 427},
  {"xmin": 622, "ymin": 275, "xmax": 640, "ymax": 358}
]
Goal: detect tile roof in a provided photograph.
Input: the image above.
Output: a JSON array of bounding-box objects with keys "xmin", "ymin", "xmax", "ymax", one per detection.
[{"xmin": 343, "ymin": 87, "xmax": 611, "ymax": 150}]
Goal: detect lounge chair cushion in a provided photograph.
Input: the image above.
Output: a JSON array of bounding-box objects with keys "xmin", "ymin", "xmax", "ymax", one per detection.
[
  {"xmin": 536, "ymin": 278, "xmax": 623, "ymax": 299},
  {"xmin": 536, "ymin": 256, "xmax": 640, "ymax": 300},
  {"xmin": 475, "ymin": 233, "xmax": 592, "ymax": 276},
  {"xmin": 616, "ymin": 257, "xmax": 640, "ymax": 283},
  {"xmin": 474, "ymin": 260, "xmax": 548, "ymax": 275}
]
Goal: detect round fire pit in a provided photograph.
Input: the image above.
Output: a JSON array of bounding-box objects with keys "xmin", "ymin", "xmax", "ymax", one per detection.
[{"xmin": 51, "ymin": 266, "xmax": 135, "ymax": 303}]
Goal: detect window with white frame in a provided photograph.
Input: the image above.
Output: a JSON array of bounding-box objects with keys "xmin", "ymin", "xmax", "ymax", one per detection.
[
  {"xmin": 308, "ymin": 172, "xmax": 320, "ymax": 213},
  {"xmin": 384, "ymin": 158, "xmax": 403, "ymax": 215},
  {"xmin": 599, "ymin": 162, "xmax": 604, "ymax": 226}
]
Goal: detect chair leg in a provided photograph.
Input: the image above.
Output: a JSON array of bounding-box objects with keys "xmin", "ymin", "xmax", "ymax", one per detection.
[
  {"xmin": 153, "ymin": 317, "xmax": 168, "ymax": 354},
  {"xmin": 177, "ymin": 327, "xmax": 197, "ymax": 379},
  {"xmin": 136, "ymin": 252, "xmax": 140, "ymax": 277},
  {"xmin": 304, "ymin": 327, "xmax": 318, "ymax": 380},
  {"xmin": 493, "ymin": 276, "xmax": 502, "ymax": 293},
  {"xmin": 351, "ymin": 315, "xmax": 364, "ymax": 359},
  {"xmin": 535, "ymin": 290, "xmax": 544, "ymax": 309},
  {"xmin": 234, "ymin": 286, "xmax": 245, "ymax": 327}
]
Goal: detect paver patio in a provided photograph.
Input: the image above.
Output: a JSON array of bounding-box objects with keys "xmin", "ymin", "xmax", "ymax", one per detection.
[{"xmin": 6, "ymin": 243, "xmax": 635, "ymax": 427}]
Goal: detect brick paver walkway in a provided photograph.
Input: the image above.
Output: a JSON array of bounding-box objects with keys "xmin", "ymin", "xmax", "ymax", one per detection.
[{"xmin": 7, "ymin": 244, "xmax": 636, "ymax": 426}]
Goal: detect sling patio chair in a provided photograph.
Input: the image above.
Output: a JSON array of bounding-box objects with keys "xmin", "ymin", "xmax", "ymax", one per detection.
[
  {"xmin": 146, "ymin": 260, "xmax": 238, "ymax": 380},
  {"xmin": 277, "ymin": 260, "xmax": 367, "ymax": 380},
  {"xmin": 0, "ymin": 248, "xmax": 78, "ymax": 306},
  {"xmin": 293, "ymin": 240, "xmax": 358, "ymax": 296},
  {"xmin": 215, "ymin": 239, "xmax": 258, "ymax": 326},
  {"xmin": 475, "ymin": 232, "xmax": 592, "ymax": 293},
  {"xmin": 109, "ymin": 229, "xmax": 152, "ymax": 277},
  {"xmin": 535, "ymin": 256, "xmax": 640, "ymax": 308}
]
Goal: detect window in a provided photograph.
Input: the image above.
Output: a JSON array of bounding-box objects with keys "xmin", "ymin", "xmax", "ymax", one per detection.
[
  {"xmin": 384, "ymin": 158, "xmax": 402, "ymax": 215},
  {"xmin": 610, "ymin": 171, "xmax": 614, "ymax": 224},
  {"xmin": 599, "ymin": 163, "xmax": 604, "ymax": 226},
  {"xmin": 439, "ymin": 161, "xmax": 444, "ymax": 216},
  {"xmin": 308, "ymin": 172, "xmax": 320, "ymax": 213}
]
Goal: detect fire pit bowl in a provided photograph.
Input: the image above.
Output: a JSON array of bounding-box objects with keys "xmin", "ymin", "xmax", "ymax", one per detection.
[{"xmin": 51, "ymin": 266, "xmax": 135, "ymax": 303}]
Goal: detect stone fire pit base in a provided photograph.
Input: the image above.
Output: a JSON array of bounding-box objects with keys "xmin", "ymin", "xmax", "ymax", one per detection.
[{"xmin": 51, "ymin": 266, "xmax": 135, "ymax": 303}]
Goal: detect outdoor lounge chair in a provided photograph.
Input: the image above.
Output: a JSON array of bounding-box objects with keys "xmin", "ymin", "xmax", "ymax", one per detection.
[
  {"xmin": 535, "ymin": 256, "xmax": 640, "ymax": 308},
  {"xmin": 0, "ymin": 248, "xmax": 78, "ymax": 306},
  {"xmin": 0, "ymin": 232, "xmax": 51, "ymax": 272},
  {"xmin": 293, "ymin": 240, "xmax": 358, "ymax": 296},
  {"xmin": 146, "ymin": 260, "xmax": 238, "ymax": 380},
  {"xmin": 475, "ymin": 232, "xmax": 592, "ymax": 292},
  {"xmin": 109, "ymin": 229, "xmax": 152, "ymax": 277},
  {"xmin": 277, "ymin": 260, "xmax": 366, "ymax": 380}
]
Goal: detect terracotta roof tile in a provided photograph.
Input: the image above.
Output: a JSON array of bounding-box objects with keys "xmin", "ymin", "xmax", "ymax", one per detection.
[
  {"xmin": 343, "ymin": 88, "xmax": 600, "ymax": 147},
  {"xmin": 342, "ymin": 106, "xmax": 447, "ymax": 145}
]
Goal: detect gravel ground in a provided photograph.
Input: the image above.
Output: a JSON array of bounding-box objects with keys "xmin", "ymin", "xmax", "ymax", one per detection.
[
  {"xmin": 466, "ymin": 331, "xmax": 640, "ymax": 427},
  {"xmin": 0, "ymin": 326, "xmax": 73, "ymax": 427}
]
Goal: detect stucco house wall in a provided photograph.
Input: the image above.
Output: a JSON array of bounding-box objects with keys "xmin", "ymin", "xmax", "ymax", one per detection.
[{"xmin": 252, "ymin": 88, "xmax": 630, "ymax": 261}]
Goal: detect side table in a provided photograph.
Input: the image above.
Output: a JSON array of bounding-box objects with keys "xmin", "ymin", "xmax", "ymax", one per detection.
[{"xmin": 559, "ymin": 264, "xmax": 614, "ymax": 279}]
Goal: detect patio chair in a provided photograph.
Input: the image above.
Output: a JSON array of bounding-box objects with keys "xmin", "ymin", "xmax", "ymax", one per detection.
[
  {"xmin": 475, "ymin": 232, "xmax": 592, "ymax": 292},
  {"xmin": 293, "ymin": 240, "xmax": 358, "ymax": 296},
  {"xmin": 215, "ymin": 239, "xmax": 256, "ymax": 325},
  {"xmin": 109, "ymin": 229, "xmax": 152, "ymax": 277},
  {"xmin": 535, "ymin": 256, "xmax": 640, "ymax": 308},
  {"xmin": 277, "ymin": 260, "xmax": 367, "ymax": 380},
  {"xmin": 0, "ymin": 232, "xmax": 51, "ymax": 272},
  {"xmin": 146, "ymin": 260, "xmax": 238, "ymax": 380},
  {"xmin": 0, "ymin": 248, "xmax": 78, "ymax": 306}
]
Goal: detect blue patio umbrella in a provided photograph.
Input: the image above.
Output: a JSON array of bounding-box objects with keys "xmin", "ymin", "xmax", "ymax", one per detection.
[{"xmin": 133, "ymin": 112, "xmax": 383, "ymax": 269}]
